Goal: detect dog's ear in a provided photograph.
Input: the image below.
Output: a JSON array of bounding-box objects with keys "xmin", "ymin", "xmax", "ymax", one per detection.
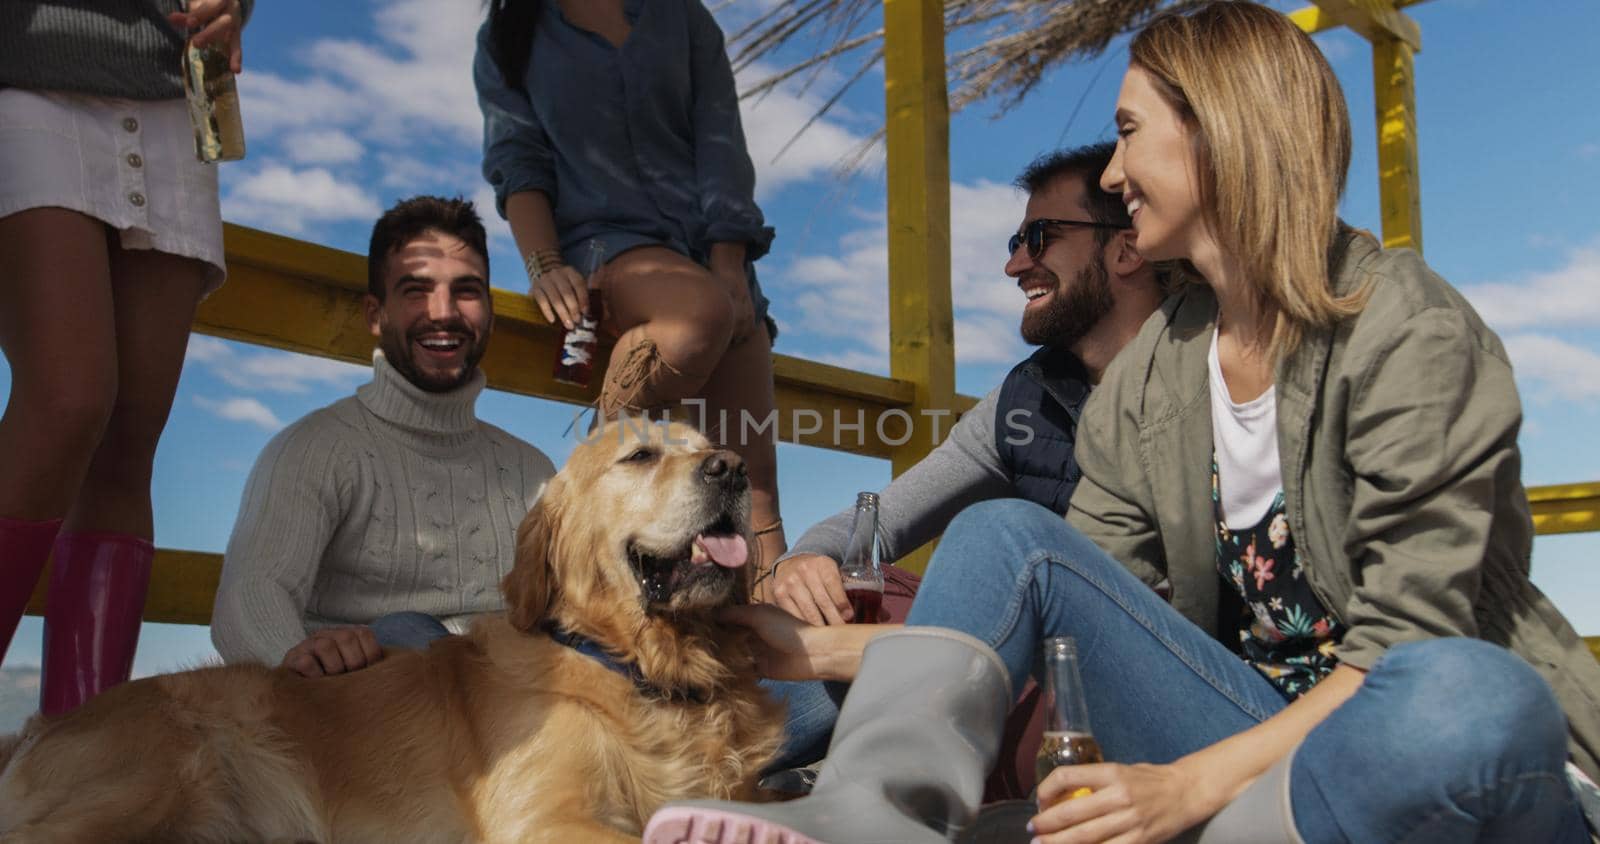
[{"xmin": 504, "ymin": 494, "xmax": 558, "ymax": 632}]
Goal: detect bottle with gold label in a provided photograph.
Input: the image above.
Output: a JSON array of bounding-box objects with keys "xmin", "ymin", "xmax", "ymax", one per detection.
[{"xmin": 181, "ymin": 33, "xmax": 245, "ymax": 162}]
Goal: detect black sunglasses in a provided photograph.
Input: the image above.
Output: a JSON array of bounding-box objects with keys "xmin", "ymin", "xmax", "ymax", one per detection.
[{"xmin": 1008, "ymin": 218, "xmax": 1130, "ymax": 258}]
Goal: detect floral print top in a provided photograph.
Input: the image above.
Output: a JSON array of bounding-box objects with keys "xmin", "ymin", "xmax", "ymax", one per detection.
[{"xmin": 1212, "ymin": 460, "xmax": 1345, "ymax": 699}]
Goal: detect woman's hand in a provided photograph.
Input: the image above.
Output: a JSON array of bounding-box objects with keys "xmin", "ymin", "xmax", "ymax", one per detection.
[
  {"xmin": 168, "ymin": 0, "xmax": 245, "ymax": 73},
  {"xmin": 1028, "ymin": 761, "xmax": 1217, "ymax": 844},
  {"xmin": 531, "ymin": 264, "xmax": 590, "ymax": 330},
  {"xmin": 768, "ymin": 553, "xmax": 853, "ymax": 626}
]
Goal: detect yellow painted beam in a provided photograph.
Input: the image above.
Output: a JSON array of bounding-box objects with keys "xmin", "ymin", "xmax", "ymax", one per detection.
[
  {"xmin": 1529, "ymin": 482, "xmax": 1600, "ymax": 536},
  {"xmin": 1291, "ymin": 0, "xmax": 1434, "ymax": 38},
  {"xmin": 206, "ymin": 225, "xmax": 977, "ymax": 460},
  {"xmin": 1589, "ymin": 638, "xmax": 1600, "ymax": 663},
  {"xmin": 883, "ymin": 0, "xmax": 957, "ymax": 573},
  {"xmin": 1289, "ymin": 4, "xmax": 1426, "ymax": 254},
  {"xmin": 27, "ymin": 550, "xmax": 221, "ymax": 626},
  {"xmin": 1372, "ymin": 35, "xmax": 1424, "ymax": 252},
  {"xmin": 1303, "ymin": 0, "xmax": 1422, "ymax": 49}
]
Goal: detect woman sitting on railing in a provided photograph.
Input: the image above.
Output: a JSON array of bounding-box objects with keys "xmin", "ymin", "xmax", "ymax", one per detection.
[
  {"xmin": 472, "ymin": 0, "xmax": 789, "ymax": 583},
  {"xmin": 0, "ymin": 0, "xmax": 249, "ymax": 714},
  {"xmin": 638, "ymin": 4, "xmax": 1600, "ymax": 843}
]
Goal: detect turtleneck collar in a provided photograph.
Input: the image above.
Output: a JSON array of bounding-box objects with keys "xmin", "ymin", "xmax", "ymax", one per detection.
[{"xmin": 356, "ymin": 350, "xmax": 485, "ymax": 436}]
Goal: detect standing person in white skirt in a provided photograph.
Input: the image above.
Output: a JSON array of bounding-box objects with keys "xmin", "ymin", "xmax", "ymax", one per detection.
[{"xmin": 0, "ymin": 0, "xmax": 251, "ymax": 714}]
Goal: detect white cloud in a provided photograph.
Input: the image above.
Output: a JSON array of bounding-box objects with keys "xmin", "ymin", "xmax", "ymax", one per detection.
[
  {"xmin": 1461, "ymin": 243, "xmax": 1600, "ymax": 331},
  {"xmin": 234, "ymin": 2, "xmax": 873, "ymax": 214},
  {"xmin": 194, "ymin": 396, "xmax": 285, "ymax": 431},
  {"xmin": 776, "ymin": 177, "xmax": 1029, "ymax": 369},
  {"xmin": 222, "ymin": 164, "xmax": 383, "ymax": 234},
  {"xmin": 187, "ymin": 337, "xmax": 369, "ymax": 394},
  {"xmin": 237, "ymin": 0, "xmax": 483, "ymax": 147},
  {"xmin": 236, "ymin": 72, "xmax": 350, "ymax": 137},
  {"xmin": 283, "ymin": 129, "xmax": 365, "ymax": 165},
  {"xmin": 737, "ymin": 62, "xmax": 880, "ymax": 198},
  {"xmin": 1503, "ymin": 334, "xmax": 1600, "ymax": 403}
]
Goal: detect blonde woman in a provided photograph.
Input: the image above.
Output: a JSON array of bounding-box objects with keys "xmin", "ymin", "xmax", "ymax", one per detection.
[{"xmin": 640, "ymin": 3, "xmax": 1600, "ymax": 843}]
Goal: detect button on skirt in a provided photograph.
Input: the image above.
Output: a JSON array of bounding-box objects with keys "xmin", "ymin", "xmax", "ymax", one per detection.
[{"xmin": 0, "ymin": 87, "xmax": 226, "ymax": 294}]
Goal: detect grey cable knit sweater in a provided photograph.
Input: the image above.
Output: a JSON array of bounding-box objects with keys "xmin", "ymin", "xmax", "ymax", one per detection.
[
  {"xmin": 211, "ymin": 352, "xmax": 557, "ymax": 666},
  {"xmin": 0, "ymin": 0, "xmax": 256, "ymax": 100}
]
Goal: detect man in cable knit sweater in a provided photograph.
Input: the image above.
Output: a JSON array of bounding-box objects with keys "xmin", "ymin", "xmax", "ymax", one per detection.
[{"xmin": 211, "ymin": 196, "xmax": 556, "ymax": 677}]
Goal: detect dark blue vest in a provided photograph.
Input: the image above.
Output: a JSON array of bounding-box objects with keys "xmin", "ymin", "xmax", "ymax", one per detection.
[{"xmin": 994, "ymin": 346, "xmax": 1092, "ymax": 515}]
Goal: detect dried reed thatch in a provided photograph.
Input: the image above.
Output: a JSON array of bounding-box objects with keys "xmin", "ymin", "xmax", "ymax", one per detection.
[{"xmin": 723, "ymin": 0, "xmax": 1209, "ymax": 165}]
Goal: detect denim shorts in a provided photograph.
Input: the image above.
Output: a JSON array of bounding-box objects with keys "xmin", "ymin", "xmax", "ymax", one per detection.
[{"xmin": 566, "ymin": 230, "xmax": 779, "ymax": 344}]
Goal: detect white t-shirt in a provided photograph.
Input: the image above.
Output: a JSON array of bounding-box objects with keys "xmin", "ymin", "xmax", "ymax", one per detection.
[{"xmin": 1209, "ymin": 328, "xmax": 1282, "ymax": 530}]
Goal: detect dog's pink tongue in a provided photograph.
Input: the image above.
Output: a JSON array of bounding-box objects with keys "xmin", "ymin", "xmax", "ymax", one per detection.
[{"xmin": 694, "ymin": 534, "xmax": 748, "ymax": 568}]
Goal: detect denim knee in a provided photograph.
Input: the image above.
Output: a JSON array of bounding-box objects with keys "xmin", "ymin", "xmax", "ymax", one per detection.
[
  {"xmin": 931, "ymin": 499, "xmax": 1064, "ymax": 574},
  {"xmin": 369, "ymin": 611, "xmax": 450, "ymax": 651},
  {"xmin": 947, "ymin": 497, "xmax": 1058, "ymax": 534},
  {"xmin": 1369, "ymin": 638, "xmax": 1568, "ymax": 775}
]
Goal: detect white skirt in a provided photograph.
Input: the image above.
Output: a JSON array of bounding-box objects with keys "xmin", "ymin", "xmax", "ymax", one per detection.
[{"xmin": 0, "ymin": 87, "xmax": 226, "ymax": 294}]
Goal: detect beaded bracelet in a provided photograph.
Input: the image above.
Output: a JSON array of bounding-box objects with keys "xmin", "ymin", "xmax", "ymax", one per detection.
[{"xmin": 523, "ymin": 249, "xmax": 566, "ymax": 281}]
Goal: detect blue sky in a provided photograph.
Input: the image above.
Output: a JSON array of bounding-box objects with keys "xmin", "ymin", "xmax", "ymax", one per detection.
[{"xmin": 2, "ymin": 0, "xmax": 1598, "ymax": 686}]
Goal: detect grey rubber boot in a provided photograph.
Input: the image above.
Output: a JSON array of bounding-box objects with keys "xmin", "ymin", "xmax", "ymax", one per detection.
[
  {"xmin": 644, "ymin": 627, "xmax": 1013, "ymax": 844},
  {"xmin": 1173, "ymin": 750, "xmax": 1305, "ymax": 844}
]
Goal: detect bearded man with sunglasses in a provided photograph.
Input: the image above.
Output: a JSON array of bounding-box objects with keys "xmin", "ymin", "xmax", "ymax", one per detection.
[{"xmin": 766, "ymin": 142, "xmax": 1167, "ymax": 629}]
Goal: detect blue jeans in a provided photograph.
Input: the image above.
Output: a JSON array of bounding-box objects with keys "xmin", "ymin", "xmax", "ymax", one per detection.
[
  {"xmin": 368, "ymin": 611, "xmax": 451, "ymax": 651},
  {"xmin": 764, "ymin": 678, "xmax": 847, "ymax": 770},
  {"xmin": 810, "ymin": 499, "xmax": 1588, "ymax": 842}
]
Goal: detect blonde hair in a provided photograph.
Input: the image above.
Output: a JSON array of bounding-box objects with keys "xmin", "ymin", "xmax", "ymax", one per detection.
[{"xmin": 1130, "ymin": 1, "xmax": 1364, "ymax": 356}]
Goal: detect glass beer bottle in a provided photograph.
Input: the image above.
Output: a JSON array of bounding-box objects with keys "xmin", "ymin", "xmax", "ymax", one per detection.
[
  {"xmin": 838, "ymin": 492, "xmax": 883, "ymax": 624},
  {"xmin": 180, "ymin": 13, "xmax": 245, "ymax": 163},
  {"xmin": 553, "ymin": 240, "xmax": 607, "ymax": 387},
  {"xmin": 1035, "ymin": 636, "xmax": 1103, "ymax": 806}
]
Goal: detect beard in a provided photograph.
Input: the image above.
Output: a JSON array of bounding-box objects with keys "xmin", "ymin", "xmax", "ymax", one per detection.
[
  {"xmin": 378, "ymin": 317, "xmax": 489, "ymax": 393},
  {"xmin": 1019, "ymin": 261, "xmax": 1114, "ymax": 348}
]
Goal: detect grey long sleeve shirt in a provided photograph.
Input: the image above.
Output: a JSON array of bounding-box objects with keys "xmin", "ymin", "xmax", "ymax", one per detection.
[{"xmin": 784, "ymin": 388, "xmax": 1016, "ymax": 566}]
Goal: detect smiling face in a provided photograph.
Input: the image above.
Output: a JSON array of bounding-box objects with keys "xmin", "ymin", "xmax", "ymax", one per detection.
[
  {"xmin": 1004, "ymin": 173, "xmax": 1116, "ymax": 349},
  {"xmin": 365, "ymin": 229, "xmax": 493, "ymax": 392},
  {"xmin": 1101, "ymin": 65, "xmax": 1209, "ymax": 264}
]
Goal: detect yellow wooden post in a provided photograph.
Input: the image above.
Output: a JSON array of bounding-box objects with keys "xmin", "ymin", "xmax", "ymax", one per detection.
[
  {"xmin": 883, "ymin": 0, "xmax": 955, "ymax": 572},
  {"xmin": 1296, "ymin": 2, "xmax": 1426, "ymax": 252},
  {"xmin": 1372, "ymin": 34, "xmax": 1423, "ymax": 252}
]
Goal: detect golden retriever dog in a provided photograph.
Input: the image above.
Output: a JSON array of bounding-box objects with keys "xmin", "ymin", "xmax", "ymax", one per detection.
[{"xmin": 0, "ymin": 420, "xmax": 784, "ymax": 843}]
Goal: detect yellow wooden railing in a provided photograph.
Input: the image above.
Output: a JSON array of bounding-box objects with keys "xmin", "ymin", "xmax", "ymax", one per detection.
[{"xmin": 19, "ymin": 0, "xmax": 1600, "ymax": 651}]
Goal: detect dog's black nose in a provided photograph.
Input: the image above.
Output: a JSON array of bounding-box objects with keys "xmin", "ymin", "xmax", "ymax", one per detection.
[{"xmin": 701, "ymin": 452, "xmax": 747, "ymax": 490}]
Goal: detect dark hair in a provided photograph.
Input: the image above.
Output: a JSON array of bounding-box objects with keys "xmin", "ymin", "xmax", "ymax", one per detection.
[
  {"xmin": 486, "ymin": 0, "xmax": 540, "ymax": 95},
  {"xmin": 367, "ymin": 196, "xmax": 490, "ymax": 300},
  {"xmin": 1013, "ymin": 142, "xmax": 1130, "ymax": 247}
]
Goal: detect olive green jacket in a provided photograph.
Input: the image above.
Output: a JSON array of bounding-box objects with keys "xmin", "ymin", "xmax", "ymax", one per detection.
[{"xmin": 1067, "ymin": 229, "xmax": 1600, "ymax": 779}]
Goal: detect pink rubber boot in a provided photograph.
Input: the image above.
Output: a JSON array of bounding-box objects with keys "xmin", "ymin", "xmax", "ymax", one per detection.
[{"xmin": 40, "ymin": 531, "xmax": 153, "ymax": 715}]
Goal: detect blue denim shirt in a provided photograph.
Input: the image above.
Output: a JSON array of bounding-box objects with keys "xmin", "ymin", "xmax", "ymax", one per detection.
[{"xmin": 473, "ymin": 0, "xmax": 774, "ymax": 268}]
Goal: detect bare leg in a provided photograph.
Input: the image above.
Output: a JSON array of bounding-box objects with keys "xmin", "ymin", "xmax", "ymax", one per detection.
[
  {"xmin": 0, "ymin": 208, "xmax": 118, "ymax": 520},
  {"xmin": 598, "ymin": 246, "xmax": 735, "ymax": 417},
  {"xmin": 599, "ymin": 247, "xmax": 787, "ymax": 588},
  {"xmin": 690, "ymin": 325, "xmax": 787, "ymax": 595},
  {"xmin": 62, "ymin": 247, "xmax": 208, "ymax": 537}
]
